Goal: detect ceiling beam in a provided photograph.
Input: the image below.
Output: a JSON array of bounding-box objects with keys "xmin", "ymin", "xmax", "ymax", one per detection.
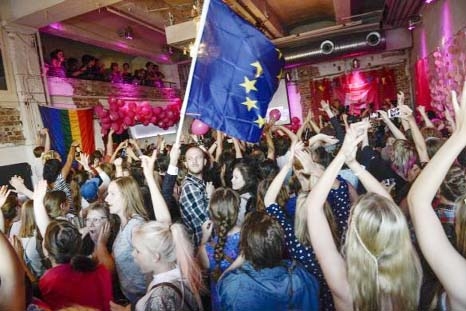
[
  {"xmin": 333, "ymin": 0, "xmax": 351, "ymax": 22},
  {"xmin": 237, "ymin": 0, "xmax": 286, "ymax": 38},
  {"xmin": 6, "ymin": 0, "xmax": 123, "ymax": 28}
]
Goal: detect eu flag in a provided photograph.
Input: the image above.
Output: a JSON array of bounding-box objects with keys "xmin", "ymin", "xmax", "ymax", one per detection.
[{"xmin": 186, "ymin": 0, "xmax": 284, "ymax": 143}]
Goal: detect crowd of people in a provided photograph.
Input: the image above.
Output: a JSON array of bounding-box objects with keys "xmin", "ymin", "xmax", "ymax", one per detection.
[
  {"xmin": 45, "ymin": 49, "xmax": 166, "ymax": 87},
  {"xmin": 1, "ymin": 82, "xmax": 466, "ymax": 311}
]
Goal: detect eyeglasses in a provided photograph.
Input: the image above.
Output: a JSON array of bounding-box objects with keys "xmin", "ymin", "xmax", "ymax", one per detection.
[{"xmin": 85, "ymin": 217, "xmax": 107, "ymax": 225}]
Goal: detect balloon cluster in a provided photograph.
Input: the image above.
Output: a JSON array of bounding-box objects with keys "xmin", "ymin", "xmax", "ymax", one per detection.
[
  {"xmin": 286, "ymin": 116, "xmax": 302, "ymax": 133},
  {"xmin": 95, "ymin": 97, "xmax": 181, "ymax": 135}
]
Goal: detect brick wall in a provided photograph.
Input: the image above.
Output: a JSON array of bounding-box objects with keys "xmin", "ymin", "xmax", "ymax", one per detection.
[
  {"xmin": 0, "ymin": 107, "xmax": 25, "ymax": 145},
  {"xmin": 292, "ymin": 62, "xmax": 411, "ymax": 118}
]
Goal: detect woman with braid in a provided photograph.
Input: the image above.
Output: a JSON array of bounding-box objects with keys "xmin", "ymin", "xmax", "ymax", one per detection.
[{"xmin": 199, "ymin": 188, "xmax": 241, "ymax": 311}]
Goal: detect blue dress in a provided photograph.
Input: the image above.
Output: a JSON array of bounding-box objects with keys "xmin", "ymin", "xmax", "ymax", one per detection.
[{"xmin": 205, "ymin": 232, "xmax": 240, "ymax": 311}]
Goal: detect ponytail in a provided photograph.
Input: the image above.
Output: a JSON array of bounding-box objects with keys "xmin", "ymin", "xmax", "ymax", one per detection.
[{"xmin": 170, "ymin": 223, "xmax": 204, "ymax": 309}]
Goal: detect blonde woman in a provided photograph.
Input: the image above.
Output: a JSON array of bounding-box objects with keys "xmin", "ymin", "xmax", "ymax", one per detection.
[
  {"xmin": 16, "ymin": 200, "xmax": 46, "ymax": 278},
  {"xmin": 110, "ymin": 146, "xmax": 203, "ymax": 311},
  {"xmin": 408, "ymin": 81, "xmax": 466, "ymax": 310},
  {"xmin": 307, "ymin": 125, "xmax": 422, "ymax": 311}
]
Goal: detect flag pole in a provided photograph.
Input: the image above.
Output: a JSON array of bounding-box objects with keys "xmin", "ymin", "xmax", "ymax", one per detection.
[{"xmin": 175, "ymin": 0, "xmax": 211, "ymax": 145}]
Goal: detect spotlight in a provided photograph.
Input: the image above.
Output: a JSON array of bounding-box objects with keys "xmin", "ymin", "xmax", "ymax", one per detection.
[
  {"xmin": 425, "ymin": 0, "xmax": 435, "ymax": 3},
  {"xmin": 352, "ymin": 58, "xmax": 360, "ymax": 70}
]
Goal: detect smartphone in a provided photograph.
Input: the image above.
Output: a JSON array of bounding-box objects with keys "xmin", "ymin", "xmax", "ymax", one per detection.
[
  {"xmin": 120, "ymin": 148, "xmax": 127, "ymax": 159},
  {"xmin": 369, "ymin": 112, "xmax": 380, "ymax": 119},
  {"xmin": 388, "ymin": 107, "xmax": 401, "ymax": 119},
  {"xmin": 75, "ymin": 146, "xmax": 81, "ymax": 161}
]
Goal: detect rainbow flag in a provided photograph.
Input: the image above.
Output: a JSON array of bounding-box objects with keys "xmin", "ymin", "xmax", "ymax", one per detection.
[{"xmin": 39, "ymin": 106, "xmax": 95, "ymax": 160}]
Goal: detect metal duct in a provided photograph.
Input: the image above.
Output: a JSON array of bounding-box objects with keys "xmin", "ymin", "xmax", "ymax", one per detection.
[{"xmin": 283, "ymin": 30, "xmax": 386, "ymax": 68}]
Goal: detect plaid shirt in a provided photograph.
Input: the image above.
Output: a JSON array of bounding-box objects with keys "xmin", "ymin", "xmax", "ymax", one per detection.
[{"xmin": 180, "ymin": 174, "xmax": 209, "ymax": 247}]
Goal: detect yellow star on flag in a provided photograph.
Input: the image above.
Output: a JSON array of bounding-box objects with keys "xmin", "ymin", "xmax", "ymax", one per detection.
[
  {"xmin": 251, "ymin": 61, "xmax": 263, "ymax": 78},
  {"xmin": 239, "ymin": 76, "xmax": 258, "ymax": 93},
  {"xmin": 254, "ymin": 114, "xmax": 266, "ymax": 128},
  {"xmin": 277, "ymin": 69, "xmax": 283, "ymax": 80},
  {"xmin": 242, "ymin": 97, "xmax": 258, "ymax": 111},
  {"xmin": 276, "ymin": 48, "xmax": 283, "ymax": 59}
]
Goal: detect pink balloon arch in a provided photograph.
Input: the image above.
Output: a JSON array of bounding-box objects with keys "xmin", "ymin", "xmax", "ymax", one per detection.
[{"xmin": 95, "ymin": 97, "xmax": 182, "ymax": 135}]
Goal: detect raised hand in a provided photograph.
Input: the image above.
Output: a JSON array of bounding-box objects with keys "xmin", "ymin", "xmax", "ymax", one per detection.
[
  {"xmin": 0, "ymin": 185, "xmax": 11, "ymax": 208},
  {"xmin": 169, "ymin": 143, "xmax": 181, "ymax": 167},
  {"xmin": 140, "ymin": 149, "xmax": 157, "ymax": 178},
  {"xmin": 397, "ymin": 91, "xmax": 405, "ymax": 106},
  {"xmin": 452, "ymin": 80, "xmax": 466, "ymax": 135}
]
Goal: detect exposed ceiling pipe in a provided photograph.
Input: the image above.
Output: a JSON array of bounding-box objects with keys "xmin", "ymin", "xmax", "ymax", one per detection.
[
  {"xmin": 106, "ymin": 6, "xmax": 166, "ymax": 35},
  {"xmin": 283, "ymin": 30, "xmax": 386, "ymax": 68},
  {"xmin": 272, "ymin": 22, "xmax": 380, "ymax": 48}
]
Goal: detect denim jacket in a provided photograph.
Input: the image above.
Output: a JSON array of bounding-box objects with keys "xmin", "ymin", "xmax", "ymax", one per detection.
[{"xmin": 218, "ymin": 260, "xmax": 320, "ymax": 311}]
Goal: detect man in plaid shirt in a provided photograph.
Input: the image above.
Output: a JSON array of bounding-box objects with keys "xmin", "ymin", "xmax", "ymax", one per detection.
[{"xmin": 180, "ymin": 146, "xmax": 213, "ymax": 247}]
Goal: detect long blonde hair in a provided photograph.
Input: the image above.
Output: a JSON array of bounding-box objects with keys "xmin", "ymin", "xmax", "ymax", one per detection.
[
  {"xmin": 133, "ymin": 221, "xmax": 204, "ymax": 309},
  {"xmin": 112, "ymin": 176, "xmax": 148, "ymax": 220},
  {"xmin": 344, "ymin": 193, "xmax": 422, "ymax": 311},
  {"xmin": 18, "ymin": 200, "xmax": 36, "ymax": 238}
]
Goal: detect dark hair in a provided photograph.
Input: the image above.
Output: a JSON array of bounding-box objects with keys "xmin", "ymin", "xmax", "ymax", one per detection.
[
  {"xmin": 233, "ymin": 162, "xmax": 257, "ymax": 195},
  {"xmin": 44, "ymin": 220, "xmax": 97, "ymax": 272},
  {"xmin": 43, "ymin": 159, "xmax": 62, "ymax": 184},
  {"xmin": 50, "ymin": 49, "xmax": 63, "ymax": 60},
  {"xmin": 257, "ymin": 159, "xmax": 279, "ymax": 181},
  {"xmin": 33, "ymin": 146, "xmax": 44, "ymax": 158},
  {"xmin": 240, "ymin": 211, "xmax": 284, "ymax": 270}
]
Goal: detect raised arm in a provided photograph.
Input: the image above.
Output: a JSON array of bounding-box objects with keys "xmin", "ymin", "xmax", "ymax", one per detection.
[
  {"xmin": 402, "ymin": 105, "xmax": 429, "ymax": 163},
  {"xmin": 9, "ymin": 175, "xmax": 34, "ymax": 200},
  {"xmin": 417, "ymin": 105, "xmax": 435, "ymax": 128},
  {"xmin": 378, "ymin": 110, "xmax": 407, "ymax": 140},
  {"xmin": 33, "ymin": 180, "xmax": 51, "ymax": 238},
  {"xmin": 408, "ymin": 81, "xmax": 466, "ymax": 309},
  {"xmin": 62, "ymin": 141, "xmax": 79, "ymax": 179},
  {"xmin": 306, "ymin": 128, "xmax": 363, "ymax": 310},
  {"xmin": 141, "ymin": 150, "xmax": 171, "ymax": 223},
  {"xmin": 263, "ymin": 142, "xmax": 296, "ymax": 206},
  {"xmin": 105, "ymin": 128, "xmax": 115, "ymax": 160},
  {"xmin": 42, "ymin": 128, "xmax": 51, "ymax": 153},
  {"xmin": 232, "ymin": 138, "xmax": 243, "ymax": 159}
]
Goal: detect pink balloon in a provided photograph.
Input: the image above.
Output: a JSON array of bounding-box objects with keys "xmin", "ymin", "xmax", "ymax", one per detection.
[
  {"xmin": 191, "ymin": 119, "xmax": 210, "ymax": 135},
  {"xmin": 110, "ymin": 112, "xmax": 119, "ymax": 121},
  {"xmin": 101, "ymin": 127, "xmax": 108, "ymax": 135},
  {"xmin": 116, "ymin": 99, "xmax": 125, "ymax": 107},
  {"xmin": 291, "ymin": 117, "xmax": 301, "ymax": 124},
  {"xmin": 108, "ymin": 97, "xmax": 117, "ymax": 105},
  {"xmin": 111, "ymin": 123, "xmax": 119, "ymax": 132},
  {"xmin": 94, "ymin": 104, "xmax": 104, "ymax": 116},
  {"xmin": 129, "ymin": 102, "xmax": 137, "ymax": 112},
  {"xmin": 151, "ymin": 106, "xmax": 161, "ymax": 115},
  {"xmin": 124, "ymin": 116, "xmax": 132, "ymax": 125},
  {"xmin": 269, "ymin": 109, "xmax": 281, "ymax": 121}
]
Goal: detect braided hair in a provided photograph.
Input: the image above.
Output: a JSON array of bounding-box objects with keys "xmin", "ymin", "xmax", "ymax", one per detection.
[{"xmin": 209, "ymin": 188, "xmax": 239, "ymax": 279}]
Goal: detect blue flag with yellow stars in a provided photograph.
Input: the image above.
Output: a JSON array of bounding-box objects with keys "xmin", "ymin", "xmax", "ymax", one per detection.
[{"xmin": 186, "ymin": 0, "xmax": 284, "ymax": 143}]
